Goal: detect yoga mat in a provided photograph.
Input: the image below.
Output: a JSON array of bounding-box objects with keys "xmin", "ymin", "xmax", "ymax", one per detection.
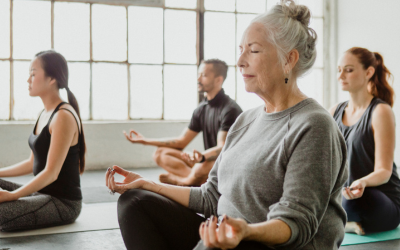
[
  {"xmin": 342, "ymin": 226, "xmax": 400, "ymax": 246},
  {"xmin": 0, "ymin": 202, "xmax": 119, "ymax": 238},
  {"xmin": 82, "ymin": 186, "xmax": 120, "ymax": 204}
]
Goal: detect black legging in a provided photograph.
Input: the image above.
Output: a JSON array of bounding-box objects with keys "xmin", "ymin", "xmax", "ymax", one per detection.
[
  {"xmin": 117, "ymin": 189, "xmax": 271, "ymax": 250},
  {"xmin": 342, "ymin": 187, "xmax": 400, "ymax": 233}
]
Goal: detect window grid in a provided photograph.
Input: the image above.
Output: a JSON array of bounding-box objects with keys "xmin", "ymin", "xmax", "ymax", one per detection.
[
  {"xmin": 1, "ymin": 0, "xmax": 203, "ymax": 120},
  {"xmin": 1, "ymin": 0, "xmax": 323, "ymax": 120}
]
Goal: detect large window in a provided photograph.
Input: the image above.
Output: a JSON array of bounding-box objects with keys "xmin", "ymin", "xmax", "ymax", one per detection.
[{"xmin": 0, "ymin": 0, "xmax": 324, "ymax": 121}]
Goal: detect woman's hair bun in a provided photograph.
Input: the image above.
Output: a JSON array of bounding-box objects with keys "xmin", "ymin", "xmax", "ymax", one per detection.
[{"xmin": 281, "ymin": 0, "xmax": 311, "ymax": 26}]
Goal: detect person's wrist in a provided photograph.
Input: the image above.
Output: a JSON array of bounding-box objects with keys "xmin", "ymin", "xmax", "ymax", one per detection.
[
  {"xmin": 143, "ymin": 180, "xmax": 159, "ymax": 193},
  {"xmin": 199, "ymin": 154, "xmax": 206, "ymax": 163},
  {"xmin": 10, "ymin": 190, "xmax": 20, "ymax": 200},
  {"xmin": 359, "ymin": 178, "xmax": 367, "ymax": 188},
  {"xmin": 242, "ymin": 223, "xmax": 253, "ymax": 241}
]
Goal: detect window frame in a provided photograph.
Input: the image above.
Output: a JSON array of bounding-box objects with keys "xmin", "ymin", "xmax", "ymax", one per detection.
[{"xmin": 1, "ymin": 0, "xmax": 331, "ymax": 121}]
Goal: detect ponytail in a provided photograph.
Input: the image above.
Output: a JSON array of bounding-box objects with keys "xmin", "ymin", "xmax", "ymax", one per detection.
[
  {"xmin": 346, "ymin": 47, "xmax": 395, "ymax": 107},
  {"xmin": 35, "ymin": 50, "xmax": 86, "ymax": 174},
  {"xmin": 66, "ymin": 88, "xmax": 86, "ymax": 174},
  {"xmin": 370, "ymin": 52, "xmax": 394, "ymax": 107}
]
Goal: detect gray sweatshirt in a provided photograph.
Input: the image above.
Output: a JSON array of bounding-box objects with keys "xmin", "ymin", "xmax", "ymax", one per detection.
[{"xmin": 189, "ymin": 98, "xmax": 348, "ymax": 249}]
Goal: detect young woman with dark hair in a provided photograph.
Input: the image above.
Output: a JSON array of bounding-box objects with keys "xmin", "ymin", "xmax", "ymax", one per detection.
[
  {"xmin": 0, "ymin": 50, "xmax": 86, "ymax": 231},
  {"xmin": 331, "ymin": 47, "xmax": 400, "ymax": 235}
]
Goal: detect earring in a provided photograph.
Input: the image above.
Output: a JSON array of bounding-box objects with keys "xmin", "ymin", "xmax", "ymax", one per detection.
[{"xmin": 285, "ymin": 78, "xmax": 288, "ymax": 84}]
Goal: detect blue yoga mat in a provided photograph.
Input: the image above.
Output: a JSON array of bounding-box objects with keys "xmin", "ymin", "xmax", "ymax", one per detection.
[{"xmin": 342, "ymin": 226, "xmax": 400, "ymax": 246}]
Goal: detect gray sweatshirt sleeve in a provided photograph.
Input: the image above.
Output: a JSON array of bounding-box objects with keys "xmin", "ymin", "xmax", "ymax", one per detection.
[
  {"xmin": 188, "ymin": 154, "xmax": 221, "ymax": 217},
  {"xmin": 268, "ymin": 113, "xmax": 344, "ymax": 249}
]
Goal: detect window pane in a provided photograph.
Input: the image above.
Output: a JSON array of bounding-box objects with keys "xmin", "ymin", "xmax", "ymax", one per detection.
[
  {"xmin": 64, "ymin": 63, "xmax": 90, "ymax": 120},
  {"xmin": 128, "ymin": 7, "xmax": 163, "ymax": 64},
  {"xmin": 266, "ymin": 0, "xmax": 276, "ymax": 11},
  {"xmin": 310, "ymin": 18, "xmax": 323, "ymax": 68},
  {"xmin": 13, "ymin": 61, "xmax": 43, "ymax": 120},
  {"xmin": 130, "ymin": 65, "xmax": 162, "ymax": 119},
  {"xmin": 92, "ymin": 5, "xmax": 127, "ymax": 61},
  {"xmin": 13, "ymin": 0, "xmax": 51, "ymax": 59},
  {"xmin": 165, "ymin": 0, "xmax": 196, "ymax": 9},
  {"xmin": 236, "ymin": 70, "xmax": 264, "ymax": 111},
  {"xmin": 237, "ymin": 0, "xmax": 266, "ymax": 14},
  {"xmin": 223, "ymin": 66, "xmax": 236, "ymax": 100},
  {"xmin": 237, "ymin": 14, "xmax": 257, "ymax": 61},
  {"xmin": 92, "ymin": 63, "xmax": 128, "ymax": 120},
  {"xmin": 0, "ymin": 61, "xmax": 10, "ymax": 119},
  {"xmin": 298, "ymin": 68, "xmax": 323, "ymax": 105},
  {"xmin": 164, "ymin": 10, "xmax": 196, "ymax": 64},
  {"xmin": 54, "ymin": 2, "xmax": 90, "ymax": 61},
  {"xmin": 204, "ymin": 0, "xmax": 235, "ymax": 12},
  {"xmin": 0, "ymin": 0, "xmax": 10, "ymax": 58},
  {"xmin": 299, "ymin": 0, "xmax": 323, "ymax": 17},
  {"xmin": 204, "ymin": 12, "xmax": 235, "ymax": 65},
  {"xmin": 164, "ymin": 65, "xmax": 197, "ymax": 120}
]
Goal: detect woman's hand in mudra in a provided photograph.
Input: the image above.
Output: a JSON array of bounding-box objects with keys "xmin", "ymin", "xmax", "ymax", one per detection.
[
  {"xmin": 200, "ymin": 214, "xmax": 249, "ymax": 250},
  {"xmin": 342, "ymin": 179, "xmax": 366, "ymax": 200},
  {"xmin": 105, "ymin": 165, "xmax": 152, "ymax": 195}
]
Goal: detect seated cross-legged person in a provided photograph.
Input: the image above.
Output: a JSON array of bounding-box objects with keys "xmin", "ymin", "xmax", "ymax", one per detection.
[
  {"xmin": 106, "ymin": 1, "xmax": 348, "ymax": 249},
  {"xmin": 0, "ymin": 51, "xmax": 85, "ymax": 231},
  {"xmin": 331, "ymin": 47, "xmax": 400, "ymax": 235},
  {"xmin": 124, "ymin": 59, "xmax": 242, "ymax": 187}
]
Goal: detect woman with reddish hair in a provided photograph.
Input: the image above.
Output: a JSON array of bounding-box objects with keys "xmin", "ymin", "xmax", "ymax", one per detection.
[{"xmin": 331, "ymin": 47, "xmax": 400, "ymax": 235}]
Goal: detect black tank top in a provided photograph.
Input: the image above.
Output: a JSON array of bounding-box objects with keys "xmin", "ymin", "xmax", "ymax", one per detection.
[
  {"xmin": 28, "ymin": 102, "xmax": 82, "ymax": 200},
  {"xmin": 334, "ymin": 97, "xmax": 400, "ymax": 207}
]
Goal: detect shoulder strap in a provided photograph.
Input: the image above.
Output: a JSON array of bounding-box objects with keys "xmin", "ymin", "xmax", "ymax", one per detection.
[
  {"xmin": 47, "ymin": 102, "xmax": 68, "ymax": 126},
  {"xmin": 333, "ymin": 101, "xmax": 348, "ymax": 120},
  {"xmin": 33, "ymin": 109, "xmax": 45, "ymax": 133},
  {"xmin": 59, "ymin": 108, "xmax": 82, "ymax": 135}
]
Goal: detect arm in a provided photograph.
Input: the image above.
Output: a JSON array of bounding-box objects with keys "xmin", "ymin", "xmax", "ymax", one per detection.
[
  {"xmin": 345, "ymin": 104, "xmax": 395, "ymax": 198},
  {"xmin": 198, "ymin": 115, "xmax": 343, "ymax": 249},
  {"xmin": 106, "ymin": 165, "xmax": 191, "ymax": 207},
  {"xmin": 184, "ymin": 107, "xmax": 240, "ymax": 163},
  {"xmin": 10, "ymin": 110, "xmax": 77, "ymax": 199},
  {"xmin": 266, "ymin": 116, "xmax": 345, "ymax": 249},
  {"xmin": 199, "ymin": 215, "xmax": 291, "ymax": 249},
  {"xmin": 107, "ymin": 153, "xmax": 222, "ymax": 217},
  {"xmin": 365, "ymin": 104, "xmax": 394, "ymax": 185},
  {"xmin": 124, "ymin": 128, "xmax": 198, "ymax": 150},
  {"xmin": 182, "ymin": 131, "xmax": 227, "ymax": 164},
  {"xmin": 0, "ymin": 152, "xmax": 34, "ymax": 177}
]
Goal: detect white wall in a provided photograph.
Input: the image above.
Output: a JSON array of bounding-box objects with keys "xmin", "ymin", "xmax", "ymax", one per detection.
[
  {"xmin": 0, "ymin": 121, "xmax": 204, "ymax": 170},
  {"xmin": 337, "ymin": 0, "xmax": 400, "ymax": 162}
]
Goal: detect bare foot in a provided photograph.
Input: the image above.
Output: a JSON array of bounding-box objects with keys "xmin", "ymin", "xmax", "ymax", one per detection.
[
  {"xmin": 159, "ymin": 173, "xmax": 180, "ymax": 185},
  {"xmin": 345, "ymin": 222, "xmax": 365, "ymax": 235}
]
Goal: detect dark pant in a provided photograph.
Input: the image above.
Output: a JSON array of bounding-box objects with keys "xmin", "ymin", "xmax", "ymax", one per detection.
[
  {"xmin": 117, "ymin": 189, "xmax": 271, "ymax": 250},
  {"xmin": 342, "ymin": 187, "xmax": 400, "ymax": 233}
]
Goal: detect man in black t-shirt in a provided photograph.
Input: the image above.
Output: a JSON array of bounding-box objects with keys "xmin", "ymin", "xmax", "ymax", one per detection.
[{"xmin": 124, "ymin": 59, "xmax": 242, "ymax": 186}]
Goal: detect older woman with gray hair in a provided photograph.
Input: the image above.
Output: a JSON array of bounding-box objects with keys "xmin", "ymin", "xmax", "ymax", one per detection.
[{"xmin": 106, "ymin": 0, "xmax": 348, "ymax": 249}]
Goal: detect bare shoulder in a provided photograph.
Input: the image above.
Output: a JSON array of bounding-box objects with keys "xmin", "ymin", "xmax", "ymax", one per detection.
[
  {"xmin": 51, "ymin": 104, "xmax": 81, "ymax": 132},
  {"xmin": 372, "ymin": 103, "xmax": 395, "ymax": 124}
]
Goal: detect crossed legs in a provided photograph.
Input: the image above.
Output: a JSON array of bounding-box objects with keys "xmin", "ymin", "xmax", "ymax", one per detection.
[
  {"xmin": 153, "ymin": 147, "xmax": 215, "ymax": 186},
  {"xmin": 342, "ymin": 187, "xmax": 400, "ymax": 234}
]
